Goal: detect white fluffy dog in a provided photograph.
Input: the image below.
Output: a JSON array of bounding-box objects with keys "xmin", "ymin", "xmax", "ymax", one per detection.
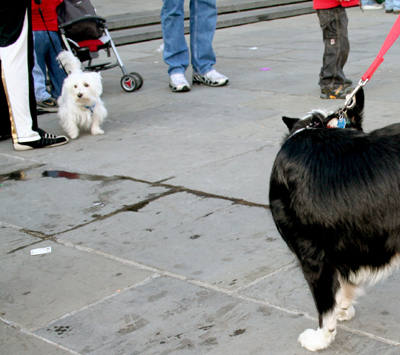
[{"xmin": 57, "ymin": 50, "xmax": 107, "ymax": 139}]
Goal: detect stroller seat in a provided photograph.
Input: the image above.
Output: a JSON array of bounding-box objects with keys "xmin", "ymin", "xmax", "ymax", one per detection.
[
  {"xmin": 58, "ymin": 1, "xmax": 143, "ymax": 92},
  {"xmin": 66, "ymin": 34, "xmax": 110, "ymax": 60},
  {"xmin": 75, "ymin": 35, "xmax": 110, "ymax": 53}
]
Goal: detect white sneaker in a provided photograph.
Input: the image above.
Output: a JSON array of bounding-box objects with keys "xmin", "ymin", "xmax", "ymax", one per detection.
[
  {"xmin": 362, "ymin": 3, "xmax": 384, "ymax": 9},
  {"xmin": 169, "ymin": 73, "xmax": 190, "ymax": 92},
  {"xmin": 193, "ymin": 69, "xmax": 229, "ymax": 87}
]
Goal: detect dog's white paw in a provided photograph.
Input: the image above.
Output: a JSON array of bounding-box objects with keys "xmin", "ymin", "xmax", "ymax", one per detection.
[
  {"xmin": 64, "ymin": 127, "xmax": 79, "ymax": 139},
  {"xmin": 91, "ymin": 128, "xmax": 105, "ymax": 136},
  {"xmin": 336, "ymin": 305, "xmax": 355, "ymax": 322},
  {"xmin": 298, "ymin": 328, "xmax": 336, "ymax": 352}
]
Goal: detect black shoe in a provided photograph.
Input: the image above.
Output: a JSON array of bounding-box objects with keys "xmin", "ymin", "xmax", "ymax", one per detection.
[
  {"xmin": 0, "ymin": 134, "xmax": 11, "ymax": 141},
  {"xmin": 36, "ymin": 108, "xmax": 47, "ymax": 116},
  {"xmin": 344, "ymin": 79, "xmax": 353, "ymax": 87},
  {"xmin": 320, "ymin": 85, "xmax": 352, "ymax": 99},
  {"xmin": 13, "ymin": 128, "xmax": 69, "ymax": 151}
]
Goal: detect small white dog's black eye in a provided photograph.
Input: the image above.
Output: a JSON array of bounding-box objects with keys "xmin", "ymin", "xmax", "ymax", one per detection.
[
  {"xmin": 74, "ymin": 85, "xmax": 77, "ymax": 88},
  {"xmin": 84, "ymin": 83, "xmax": 89, "ymax": 87}
]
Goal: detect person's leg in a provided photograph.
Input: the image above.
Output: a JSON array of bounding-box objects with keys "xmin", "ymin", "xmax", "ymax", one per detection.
[
  {"xmin": 0, "ymin": 61, "xmax": 12, "ymax": 140},
  {"xmin": 33, "ymin": 32, "xmax": 59, "ymax": 113},
  {"xmin": 45, "ymin": 32, "xmax": 66, "ymax": 99},
  {"xmin": 33, "ymin": 33, "xmax": 51, "ymax": 102},
  {"xmin": 385, "ymin": 0, "xmax": 394, "ymax": 11},
  {"xmin": 317, "ymin": 7, "xmax": 350, "ymax": 98},
  {"xmin": 1, "ymin": 11, "xmax": 68, "ymax": 150},
  {"xmin": 392, "ymin": 0, "xmax": 400, "ymax": 11},
  {"xmin": 190, "ymin": 0, "xmax": 217, "ymax": 75},
  {"xmin": 161, "ymin": 0, "xmax": 189, "ymax": 75},
  {"xmin": 0, "ymin": 10, "xmax": 40, "ymax": 143},
  {"xmin": 190, "ymin": 0, "xmax": 229, "ymax": 86},
  {"xmin": 189, "ymin": 0, "xmax": 228, "ymax": 86},
  {"xmin": 33, "ymin": 31, "xmax": 50, "ymax": 90},
  {"xmin": 361, "ymin": 0, "xmax": 384, "ymax": 9},
  {"xmin": 336, "ymin": 8, "xmax": 350, "ymax": 82}
]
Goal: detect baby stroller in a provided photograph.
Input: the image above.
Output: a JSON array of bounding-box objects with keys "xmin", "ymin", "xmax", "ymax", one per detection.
[{"xmin": 57, "ymin": 0, "xmax": 143, "ymax": 92}]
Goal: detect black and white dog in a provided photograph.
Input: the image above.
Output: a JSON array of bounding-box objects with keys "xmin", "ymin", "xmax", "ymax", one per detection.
[{"xmin": 269, "ymin": 88, "xmax": 400, "ymax": 351}]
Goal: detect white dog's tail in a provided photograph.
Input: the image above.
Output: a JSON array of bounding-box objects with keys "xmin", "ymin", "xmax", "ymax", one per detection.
[{"xmin": 57, "ymin": 50, "xmax": 82, "ymax": 74}]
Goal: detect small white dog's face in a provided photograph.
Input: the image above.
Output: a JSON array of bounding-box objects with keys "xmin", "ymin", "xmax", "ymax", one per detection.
[{"xmin": 64, "ymin": 71, "xmax": 103, "ymax": 104}]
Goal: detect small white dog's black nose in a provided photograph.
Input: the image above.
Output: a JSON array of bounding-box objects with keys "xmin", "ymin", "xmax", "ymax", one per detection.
[{"xmin": 77, "ymin": 93, "xmax": 83, "ymax": 98}]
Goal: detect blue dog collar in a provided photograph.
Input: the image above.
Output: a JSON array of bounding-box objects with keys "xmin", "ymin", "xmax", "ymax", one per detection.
[{"xmin": 84, "ymin": 103, "xmax": 96, "ymax": 115}]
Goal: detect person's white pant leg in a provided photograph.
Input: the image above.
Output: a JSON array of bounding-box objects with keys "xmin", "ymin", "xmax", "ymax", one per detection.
[{"xmin": 0, "ymin": 11, "xmax": 39, "ymax": 143}]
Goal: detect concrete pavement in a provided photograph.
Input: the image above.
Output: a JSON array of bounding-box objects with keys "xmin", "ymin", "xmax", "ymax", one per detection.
[{"xmin": 2, "ymin": 5, "xmax": 400, "ymax": 355}]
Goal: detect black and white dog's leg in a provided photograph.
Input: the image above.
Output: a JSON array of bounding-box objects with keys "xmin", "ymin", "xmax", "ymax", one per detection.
[
  {"xmin": 298, "ymin": 260, "xmax": 340, "ymax": 352},
  {"xmin": 335, "ymin": 281, "xmax": 361, "ymax": 321}
]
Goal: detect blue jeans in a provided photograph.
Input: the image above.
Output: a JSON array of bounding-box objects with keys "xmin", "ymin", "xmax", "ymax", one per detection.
[
  {"xmin": 385, "ymin": 0, "xmax": 400, "ymax": 10},
  {"xmin": 161, "ymin": 0, "xmax": 217, "ymax": 76},
  {"xmin": 33, "ymin": 48, "xmax": 51, "ymax": 102},
  {"xmin": 33, "ymin": 31, "xmax": 66, "ymax": 99}
]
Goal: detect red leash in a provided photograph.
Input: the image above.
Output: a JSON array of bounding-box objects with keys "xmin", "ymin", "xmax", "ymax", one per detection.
[
  {"xmin": 362, "ymin": 15, "xmax": 400, "ymax": 82},
  {"xmin": 343, "ymin": 15, "xmax": 400, "ymax": 109}
]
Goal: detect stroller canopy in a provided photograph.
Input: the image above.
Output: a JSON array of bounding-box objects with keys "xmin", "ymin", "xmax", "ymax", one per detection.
[{"xmin": 57, "ymin": 0, "xmax": 102, "ymax": 41}]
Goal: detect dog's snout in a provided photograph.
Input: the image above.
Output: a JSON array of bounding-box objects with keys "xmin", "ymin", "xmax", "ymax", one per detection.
[{"xmin": 77, "ymin": 93, "xmax": 83, "ymax": 98}]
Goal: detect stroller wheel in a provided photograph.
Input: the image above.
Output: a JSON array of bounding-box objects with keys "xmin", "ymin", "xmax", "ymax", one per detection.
[
  {"xmin": 121, "ymin": 74, "xmax": 139, "ymax": 92},
  {"xmin": 129, "ymin": 72, "xmax": 143, "ymax": 90}
]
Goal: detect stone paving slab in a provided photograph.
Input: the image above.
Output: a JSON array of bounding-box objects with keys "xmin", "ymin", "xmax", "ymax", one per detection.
[
  {"xmin": 34, "ymin": 277, "xmax": 399, "ymax": 355},
  {"xmin": 242, "ymin": 264, "xmax": 400, "ymax": 345},
  {"xmin": 168, "ymin": 147, "xmax": 279, "ymax": 205},
  {"xmin": 16, "ymin": 125, "xmax": 271, "ymax": 183},
  {"xmin": 0, "ymin": 155, "xmax": 42, "ymax": 176},
  {"xmin": 0, "ymin": 227, "xmax": 154, "ymax": 330},
  {"xmin": 0, "ymin": 322, "xmax": 71, "ymax": 355},
  {"xmin": 57, "ymin": 192, "xmax": 292, "ymax": 290},
  {"xmin": 0, "ymin": 166, "xmax": 169, "ymax": 233}
]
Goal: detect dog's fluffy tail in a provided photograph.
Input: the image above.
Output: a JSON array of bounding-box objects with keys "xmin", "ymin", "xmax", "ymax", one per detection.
[{"xmin": 57, "ymin": 50, "xmax": 82, "ymax": 74}]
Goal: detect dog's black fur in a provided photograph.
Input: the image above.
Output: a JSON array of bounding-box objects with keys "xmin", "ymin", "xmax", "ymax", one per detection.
[{"xmin": 269, "ymin": 88, "xmax": 400, "ymax": 351}]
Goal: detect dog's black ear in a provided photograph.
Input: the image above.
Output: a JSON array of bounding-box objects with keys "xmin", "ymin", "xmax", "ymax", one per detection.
[
  {"xmin": 346, "ymin": 87, "xmax": 364, "ymax": 131},
  {"xmin": 282, "ymin": 116, "xmax": 300, "ymax": 131}
]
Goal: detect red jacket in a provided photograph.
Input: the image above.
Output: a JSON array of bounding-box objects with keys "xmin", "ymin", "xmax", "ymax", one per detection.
[
  {"xmin": 31, "ymin": 0, "xmax": 63, "ymax": 31},
  {"xmin": 313, "ymin": 0, "xmax": 359, "ymax": 9}
]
